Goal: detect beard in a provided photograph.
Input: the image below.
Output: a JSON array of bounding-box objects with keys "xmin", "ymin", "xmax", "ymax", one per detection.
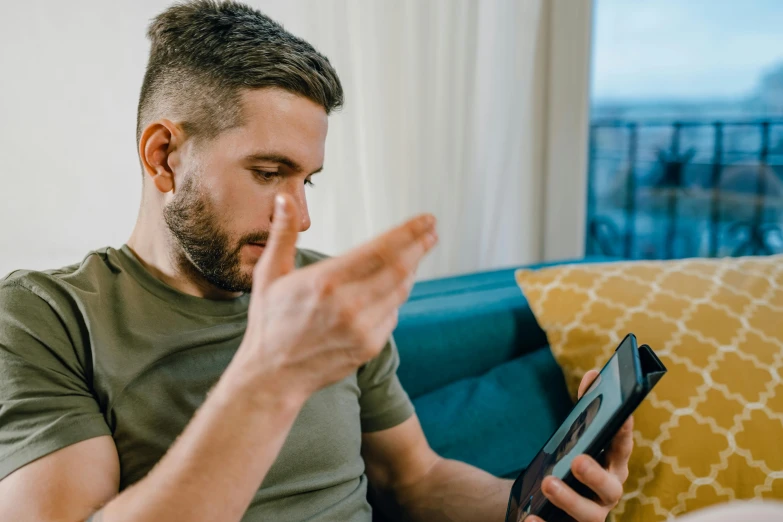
[{"xmin": 163, "ymin": 175, "xmax": 268, "ymax": 293}]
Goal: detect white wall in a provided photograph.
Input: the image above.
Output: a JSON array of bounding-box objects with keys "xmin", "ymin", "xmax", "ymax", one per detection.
[
  {"xmin": 0, "ymin": 1, "xmax": 152, "ymax": 275},
  {"xmin": 0, "ymin": 0, "xmax": 591, "ymax": 280}
]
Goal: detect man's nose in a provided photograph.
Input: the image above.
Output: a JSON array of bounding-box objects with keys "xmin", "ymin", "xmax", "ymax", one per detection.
[
  {"xmin": 269, "ymin": 181, "xmax": 311, "ymax": 232},
  {"xmin": 289, "ymin": 182, "xmax": 311, "ymax": 232},
  {"xmin": 298, "ymin": 198, "xmax": 311, "ymax": 232}
]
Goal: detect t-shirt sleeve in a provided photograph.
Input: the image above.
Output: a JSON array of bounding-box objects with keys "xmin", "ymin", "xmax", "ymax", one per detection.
[
  {"xmin": 357, "ymin": 335, "xmax": 415, "ymax": 433},
  {"xmin": 0, "ymin": 280, "xmax": 111, "ymax": 481}
]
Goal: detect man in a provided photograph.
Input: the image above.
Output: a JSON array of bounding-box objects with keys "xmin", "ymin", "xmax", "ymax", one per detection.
[{"xmin": 0, "ymin": 2, "xmax": 632, "ymax": 521}]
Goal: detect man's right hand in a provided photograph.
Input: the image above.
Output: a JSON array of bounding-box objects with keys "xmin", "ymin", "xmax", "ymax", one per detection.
[{"xmin": 232, "ymin": 193, "xmax": 438, "ymax": 405}]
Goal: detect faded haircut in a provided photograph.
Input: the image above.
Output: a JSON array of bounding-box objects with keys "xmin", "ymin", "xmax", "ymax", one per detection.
[{"xmin": 136, "ymin": 0, "xmax": 343, "ymax": 147}]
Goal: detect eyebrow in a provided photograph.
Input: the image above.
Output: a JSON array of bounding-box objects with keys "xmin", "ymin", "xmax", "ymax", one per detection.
[{"xmin": 244, "ymin": 152, "xmax": 323, "ymax": 175}]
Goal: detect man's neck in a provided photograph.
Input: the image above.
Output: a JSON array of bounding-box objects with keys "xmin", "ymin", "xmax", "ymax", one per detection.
[{"xmin": 127, "ymin": 212, "xmax": 242, "ymax": 301}]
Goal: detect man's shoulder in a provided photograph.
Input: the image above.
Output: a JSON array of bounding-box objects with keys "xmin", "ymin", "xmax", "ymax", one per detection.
[
  {"xmin": 295, "ymin": 247, "xmax": 331, "ymax": 269},
  {"xmin": 1, "ymin": 247, "xmax": 119, "ymax": 301}
]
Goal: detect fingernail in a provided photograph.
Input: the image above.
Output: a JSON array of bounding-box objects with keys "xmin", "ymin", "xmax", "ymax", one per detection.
[
  {"xmin": 425, "ymin": 231, "xmax": 438, "ymax": 246},
  {"xmin": 547, "ymin": 476, "xmax": 562, "ymax": 494},
  {"xmin": 275, "ymin": 195, "xmax": 287, "ymax": 216}
]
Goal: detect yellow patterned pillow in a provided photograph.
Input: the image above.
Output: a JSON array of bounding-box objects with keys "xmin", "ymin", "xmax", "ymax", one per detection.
[{"xmin": 515, "ymin": 255, "xmax": 783, "ymax": 521}]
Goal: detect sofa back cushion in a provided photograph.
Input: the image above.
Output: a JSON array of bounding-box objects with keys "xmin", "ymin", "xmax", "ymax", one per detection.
[
  {"xmin": 395, "ymin": 267, "xmax": 547, "ymax": 398},
  {"xmin": 395, "ymin": 258, "xmax": 612, "ymax": 398}
]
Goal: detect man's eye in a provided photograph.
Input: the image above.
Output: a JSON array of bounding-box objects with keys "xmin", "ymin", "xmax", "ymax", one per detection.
[
  {"xmin": 252, "ymin": 170, "xmax": 278, "ymax": 182},
  {"xmin": 305, "ymin": 177, "xmax": 315, "ymax": 187}
]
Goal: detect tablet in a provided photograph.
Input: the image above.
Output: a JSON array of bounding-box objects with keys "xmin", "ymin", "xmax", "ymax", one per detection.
[{"xmin": 505, "ymin": 333, "xmax": 667, "ymax": 522}]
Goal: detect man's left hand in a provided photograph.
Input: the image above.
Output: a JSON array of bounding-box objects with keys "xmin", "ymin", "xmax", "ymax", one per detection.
[{"xmin": 529, "ymin": 370, "xmax": 634, "ymax": 522}]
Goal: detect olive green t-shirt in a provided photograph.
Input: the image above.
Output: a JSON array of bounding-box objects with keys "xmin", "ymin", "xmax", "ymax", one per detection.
[{"xmin": 0, "ymin": 245, "xmax": 414, "ymax": 521}]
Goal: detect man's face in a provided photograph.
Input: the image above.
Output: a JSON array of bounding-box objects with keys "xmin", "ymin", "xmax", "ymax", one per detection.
[{"xmin": 164, "ymin": 88, "xmax": 328, "ymax": 293}]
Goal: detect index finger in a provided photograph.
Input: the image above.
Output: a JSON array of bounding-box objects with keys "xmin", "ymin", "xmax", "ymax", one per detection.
[
  {"xmin": 324, "ymin": 213, "xmax": 436, "ymax": 284},
  {"xmin": 606, "ymin": 415, "xmax": 634, "ymax": 481}
]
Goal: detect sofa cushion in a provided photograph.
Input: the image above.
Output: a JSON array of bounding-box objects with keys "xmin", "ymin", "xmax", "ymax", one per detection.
[
  {"xmin": 515, "ymin": 254, "xmax": 783, "ymax": 521},
  {"xmin": 412, "ymin": 346, "xmax": 573, "ymax": 478}
]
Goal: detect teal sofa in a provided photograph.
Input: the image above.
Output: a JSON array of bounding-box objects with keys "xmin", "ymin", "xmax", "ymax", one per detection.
[{"xmin": 393, "ymin": 259, "xmax": 609, "ymax": 480}]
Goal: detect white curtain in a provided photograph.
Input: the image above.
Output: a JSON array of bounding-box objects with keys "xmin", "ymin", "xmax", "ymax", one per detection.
[
  {"xmin": 0, "ymin": 0, "xmax": 550, "ymax": 280},
  {"xmin": 260, "ymin": 0, "xmax": 549, "ymax": 279}
]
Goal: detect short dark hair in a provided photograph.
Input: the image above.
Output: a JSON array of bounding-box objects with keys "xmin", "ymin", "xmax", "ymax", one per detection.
[{"xmin": 137, "ymin": 0, "xmax": 343, "ymax": 145}]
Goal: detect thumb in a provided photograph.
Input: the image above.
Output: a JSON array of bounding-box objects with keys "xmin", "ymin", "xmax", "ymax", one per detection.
[
  {"xmin": 253, "ymin": 194, "xmax": 300, "ymax": 290},
  {"xmin": 578, "ymin": 369, "xmax": 600, "ymax": 399}
]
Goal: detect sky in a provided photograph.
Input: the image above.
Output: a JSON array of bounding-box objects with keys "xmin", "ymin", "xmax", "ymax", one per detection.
[{"xmin": 591, "ymin": 0, "xmax": 783, "ymax": 102}]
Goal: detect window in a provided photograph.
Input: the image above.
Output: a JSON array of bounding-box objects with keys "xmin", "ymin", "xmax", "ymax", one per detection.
[{"xmin": 586, "ymin": 0, "xmax": 783, "ymax": 259}]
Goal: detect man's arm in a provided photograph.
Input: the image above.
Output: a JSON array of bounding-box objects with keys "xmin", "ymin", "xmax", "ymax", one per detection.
[
  {"xmin": 0, "ymin": 368, "xmax": 304, "ymax": 522},
  {"xmin": 362, "ymin": 414, "xmax": 511, "ymax": 522},
  {"xmin": 95, "ymin": 372, "xmax": 304, "ymax": 522},
  {"xmin": 362, "ymin": 371, "xmax": 633, "ymax": 522},
  {"xmin": 0, "ymin": 437, "xmax": 119, "ymax": 522}
]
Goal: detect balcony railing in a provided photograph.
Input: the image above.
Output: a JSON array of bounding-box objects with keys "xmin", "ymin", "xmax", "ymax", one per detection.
[{"xmin": 586, "ymin": 119, "xmax": 783, "ymax": 259}]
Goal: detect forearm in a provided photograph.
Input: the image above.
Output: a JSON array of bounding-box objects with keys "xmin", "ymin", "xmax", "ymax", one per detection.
[
  {"xmin": 93, "ymin": 361, "xmax": 304, "ymax": 522},
  {"xmin": 392, "ymin": 458, "xmax": 512, "ymax": 522}
]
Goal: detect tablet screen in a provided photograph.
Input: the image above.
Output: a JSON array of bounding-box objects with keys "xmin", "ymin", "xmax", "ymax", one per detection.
[{"xmin": 507, "ymin": 353, "xmax": 623, "ymax": 522}]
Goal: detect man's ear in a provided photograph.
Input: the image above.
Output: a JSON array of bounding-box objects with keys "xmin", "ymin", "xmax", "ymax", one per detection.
[{"xmin": 139, "ymin": 119, "xmax": 183, "ymax": 194}]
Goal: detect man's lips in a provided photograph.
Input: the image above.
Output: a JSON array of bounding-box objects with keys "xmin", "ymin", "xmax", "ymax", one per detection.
[{"xmin": 246, "ymin": 242, "xmax": 267, "ymax": 252}]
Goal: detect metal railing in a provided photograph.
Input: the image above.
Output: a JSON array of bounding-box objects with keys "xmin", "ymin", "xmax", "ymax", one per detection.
[{"xmin": 586, "ymin": 119, "xmax": 783, "ymax": 259}]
